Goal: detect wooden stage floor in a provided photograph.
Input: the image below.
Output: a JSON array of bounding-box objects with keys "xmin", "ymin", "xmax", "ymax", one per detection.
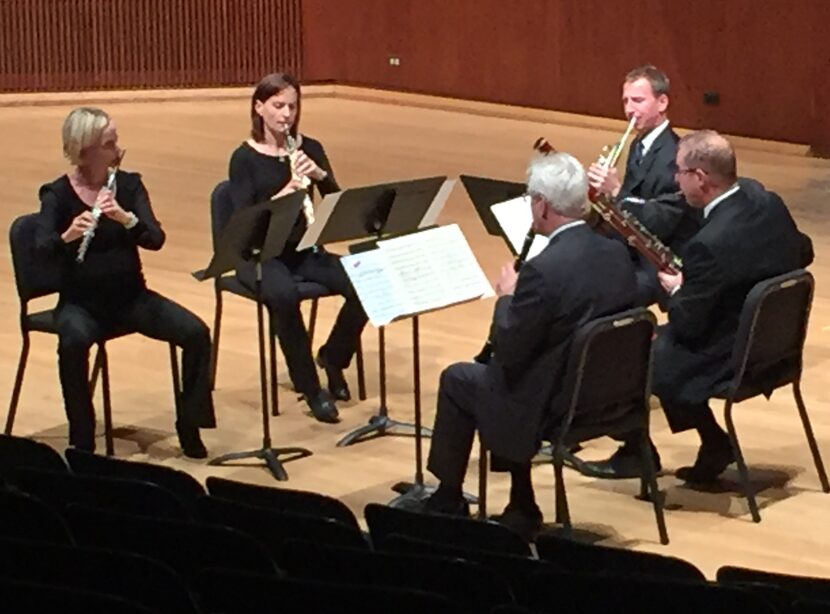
[{"xmin": 0, "ymin": 87, "xmax": 828, "ymax": 579}]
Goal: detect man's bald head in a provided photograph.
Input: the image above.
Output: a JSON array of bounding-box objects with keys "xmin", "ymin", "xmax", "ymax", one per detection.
[{"xmin": 677, "ymin": 130, "xmax": 737, "ymax": 187}]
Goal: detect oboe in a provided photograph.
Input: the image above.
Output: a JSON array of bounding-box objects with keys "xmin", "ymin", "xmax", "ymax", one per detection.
[
  {"xmin": 284, "ymin": 131, "xmax": 315, "ymax": 225},
  {"xmin": 76, "ymin": 150, "xmax": 125, "ymax": 263}
]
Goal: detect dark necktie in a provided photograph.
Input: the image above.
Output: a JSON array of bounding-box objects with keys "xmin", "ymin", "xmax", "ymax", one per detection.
[{"xmin": 630, "ymin": 139, "xmax": 646, "ymax": 167}]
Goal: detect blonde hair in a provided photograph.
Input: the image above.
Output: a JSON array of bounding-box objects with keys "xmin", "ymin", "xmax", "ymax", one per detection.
[{"xmin": 62, "ymin": 107, "xmax": 110, "ymax": 165}]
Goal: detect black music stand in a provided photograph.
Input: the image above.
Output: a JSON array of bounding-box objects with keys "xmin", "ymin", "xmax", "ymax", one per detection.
[
  {"xmin": 193, "ymin": 191, "xmax": 312, "ymax": 481},
  {"xmin": 460, "ymin": 174, "xmax": 527, "ymax": 256},
  {"xmin": 295, "ymin": 176, "xmax": 453, "ymax": 448}
]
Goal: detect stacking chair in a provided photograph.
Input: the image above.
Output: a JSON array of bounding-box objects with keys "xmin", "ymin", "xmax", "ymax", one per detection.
[
  {"xmin": 206, "ymin": 475, "xmax": 360, "ymax": 529},
  {"xmin": 0, "ymin": 536, "xmax": 198, "ymax": 614},
  {"xmin": 0, "ymin": 576, "xmax": 161, "ymax": 614},
  {"xmin": 364, "ymin": 502, "xmax": 532, "ymax": 557},
  {"xmin": 536, "ymin": 533, "xmax": 705, "ymax": 581},
  {"xmin": 65, "ymin": 447, "xmax": 205, "ymax": 510},
  {"xmin": 0, "ymin": 490, "xmax": 74, "ymax": 545},
  {"xmin": 711, "ymin": 270, "xmax": 828, "ymax": 522},
  {"xmin": 11, "ymin": 467, "xmax": 190, "ymax": 521},
  {"xmin": 718, "ymin": 565, "xmax": 830, "ymax": 604},
  {"xmin": 5, "ymin": 213, "xmax": 182, "ymax": 456},
  {"xmin": 478, "ymin": 308, "xmax": 668, "ymax": 544},
  {"xmin": 207, "ymin": 180, "xmax": 366, "ymax": 416}
]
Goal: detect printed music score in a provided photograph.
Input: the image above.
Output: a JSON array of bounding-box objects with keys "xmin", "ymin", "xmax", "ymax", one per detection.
[
  {"xmin": 489, "ymin": 195, "xmax": 549, "ymax": 260},
  {"xmin": 341, "ymin": 224, "xmax": 494, "ymax": 327}
]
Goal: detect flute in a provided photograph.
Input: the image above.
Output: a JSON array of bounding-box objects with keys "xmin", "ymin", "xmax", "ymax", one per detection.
[{"xmin": 76, "ymin": 151, "xmax": 125, "ymax": 263}]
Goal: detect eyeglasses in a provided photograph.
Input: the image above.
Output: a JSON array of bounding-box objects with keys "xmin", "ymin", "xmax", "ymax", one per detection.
[{"xmin": 676, "ymin": 167, "xmax": 707, "ymax": 177}]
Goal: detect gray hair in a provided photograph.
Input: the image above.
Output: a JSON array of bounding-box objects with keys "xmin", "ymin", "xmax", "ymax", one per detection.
[
  {"xmin": 62, "ymin": 107, "xmax": 110, "ymax": 165},
  {"xmin": 526, "ymin": 152, "xmax": 589, "ymax": 218}
]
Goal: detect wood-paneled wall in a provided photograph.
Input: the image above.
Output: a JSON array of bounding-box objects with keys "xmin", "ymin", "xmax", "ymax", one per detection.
[
  {"xmin": 0, "ymin": 0, "xmax": 302, "ymax": 91},
  {"xmin": 302, "ymin": 0, "xmax": 829, "ymax": 151}
]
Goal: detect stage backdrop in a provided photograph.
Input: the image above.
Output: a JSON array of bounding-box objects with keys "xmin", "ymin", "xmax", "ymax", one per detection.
[{"xmin": 1, "ymin": 0, "xmax": 826, "ymax": 152}]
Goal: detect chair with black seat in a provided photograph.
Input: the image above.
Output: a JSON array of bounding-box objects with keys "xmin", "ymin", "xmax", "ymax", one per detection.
[
  {"xmin": 194, "ymin": 495, "xmax": 368, "ymax": 561},
  {"xmin": 0, "ymin": 434, "xmax": 68, "ymax": 479},
  {"xmin": 0, "ymin": 490, "xmax": 74, "ymax": 545},
  {"xmin": 5, "ymin": 213, "xmax": 183, "ymax": 456},
  {"xmin": 711, "ymin": 270, "xmax": 829, "ymax": 522},
  {"xmin": 0, "ymin": 576, "xmax": 161, "ymax": 614},
  {"xmin": 195, "ymin": 567, "xmax": 468, "ymax": 614},
  {"xmin": 11, "ymin": 467, "xmax": 190, "ymax": 521},
  {"xmin": 64, "ymin": 504, "xmax": 280, "ymax": 582},
  {"xmin": 526, "ymin": 569, "xmax": 778, "ymax": 614},
  {"xmin": 65, "ymin": 447, "xmax": 205, "ymax": 510},
  {"xmin": 0, "ymin": 536, "xmax": 198, "ymax": 614},
  {"xmin": 380, "ymin": 533, "xmax": 561, "ymax": 606},
  {"xmin": 478, "ymin": 308, "xmax": 668, "ymax": 544},
  {"xmin": 718, "ymin": 565, "xmax": 830, "ymax": 604},
  {"xmin": 208, "ymin": 180, "xmax": 366, "ymax": 416},
  {"xmin": 364, "ymin": 502, "xmax": 532, "ymax": 557},
  {"xmin": 535, "ymin": 533, "xmax": 705, "ymax": 581},
  {"xmin": 206, "ymin": 475, "xmax": 360, "ymax": 529},
  {"xmin": 278, "ymin": 539, "xmax": 515, "ymax": 611}
]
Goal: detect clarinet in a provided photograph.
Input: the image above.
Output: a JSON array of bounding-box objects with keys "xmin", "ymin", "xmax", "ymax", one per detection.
[
  {"xmin": 76, "ymin": 157, "xmax": 122, "ymax": 264},
  {"xmin": 473, "ymin": 230, "xmax": 536, "ymax": 364}
]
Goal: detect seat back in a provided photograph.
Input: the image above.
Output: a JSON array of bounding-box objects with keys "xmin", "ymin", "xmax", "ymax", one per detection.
[
  {"xmin": 0, "ymin": 490, "xmax": 74, "ymax": 545},
  {"xmin": 206, "ymin": 475, "xmax": 360, "ymax": 529},
  {"xmin": 9, "ymin": 213, "xmax": 63, "ymax": 304},
  {"xmin": 0, "ymin": 536, "xmax": 198, "ymax": 614},
  {"xmin": 364, "ymin": 503, "xmax": 532, "ymax": 557},
  {"xmin": 554, "ymin": 308, "xmax": 656, "ymax": 440},
  {"xmin": 210, "ymin": 180, "xmax": 234, "ymax": 249},
  {"xmin": 65, "ymin": 448, "xmax": 205, "ymax": 509},
  {"xmin": 535, "ymin": 534, "xmax": 705, "ymax": 582},
  {"xmin": 0, "ymin": 434, "xmax": 68, "ymax": 478},
  {"xmin": 12, "ymin": 468, "xmax": 190, "ymax": 521},
  {"xmin": 727, "ymin": 270, "xmax": 813, "ymax": 399},
  {"xmin": 718, "ymin": 564, "xmax": 830, "ymax": 603}
]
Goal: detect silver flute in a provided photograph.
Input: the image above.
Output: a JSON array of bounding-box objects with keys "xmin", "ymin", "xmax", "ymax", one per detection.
[{"xmin": 76, "ymin": 155, "xmax": 122, "ymax": 263}]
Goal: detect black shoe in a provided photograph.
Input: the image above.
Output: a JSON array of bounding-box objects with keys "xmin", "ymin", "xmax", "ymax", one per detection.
[
  {"xmin": 575, "ymin": 442, "xmax": 662, "ymax": 480},
  {"xmin": 176, "ymin": 422, "xmax": 208, "ymax": 459},
  {"xmin": 395, "ymin": 491, "xmax": 470, "ymax": 517},
  {"xmin": 316, "ymin": 349, "xmax": 351, "ymax": 402},
  {"xmin": 305, "ymin": 389, "xmax": 340, "ymax": 424},
  {"xmin": 491, "ymin": 503, "xmax": 544, "ymax": 542},
  {"xmin": 675, "ymin": 438, "xmax": 735, "ymax": 483}
]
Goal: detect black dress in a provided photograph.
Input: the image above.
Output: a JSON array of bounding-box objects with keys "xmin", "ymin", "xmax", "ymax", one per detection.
[{"xmin": 35, "ymin": 172, "xmax": 215, "ymax": 451}]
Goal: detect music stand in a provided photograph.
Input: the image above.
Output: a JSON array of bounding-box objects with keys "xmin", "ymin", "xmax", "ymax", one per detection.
[
  {"xmin": 295, "ymin": 176, "xmax": 456, "ymax": 448},
  {"xmin": 193, "ymin": 191, "xmax": 312, "ymax": 481}
]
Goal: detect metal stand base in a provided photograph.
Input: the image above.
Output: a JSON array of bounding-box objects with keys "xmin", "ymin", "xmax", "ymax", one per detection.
[
  {"xmin": 337, "ymin": 414, "xmax": 433, "ymax": 447},
  {"xmin": 208, "ymin": 446, "xmax": 312, "ymax": 481}
]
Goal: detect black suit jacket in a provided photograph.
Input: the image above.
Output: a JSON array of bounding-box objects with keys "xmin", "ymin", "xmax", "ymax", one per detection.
[
  {"xmin": 619, "ymin": 127, "xmax": 680, "ymax": 202},
  {"xmin": 479, "ymin": 224, "xmax": 637, "ymax": 462},
  {"xmin": 652, "ymin": 187, "xmax": 807, "ymax": 405}
]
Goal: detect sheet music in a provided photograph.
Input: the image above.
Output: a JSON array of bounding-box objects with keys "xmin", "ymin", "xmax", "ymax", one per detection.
[
  {"xmin": 418, "ymin": 179, "xmax": 457, "ymax": 228},
  {"xmin": 490, "ymin": 195, "xmax": 549, "ymax": 261},
  {"xmin": 342, "ymin": 224, "xmax": 493, "ymax": 327}
]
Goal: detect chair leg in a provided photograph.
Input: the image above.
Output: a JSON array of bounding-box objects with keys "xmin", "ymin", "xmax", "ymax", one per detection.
[
  {"xmin": 169, "ymin": 344, "xmax": 182, "ymax": 416},
  {"xmin": 269, "ymin": 315, "xmax": 279, "ymax": 417},
  {"xmin": 639, "ymin": 430, "xmax": 669, "ymax": 545},
  {"xmin": 308, "ymin": 298, "xmax": 319, "ymax": 346},
  {"xmin": 723, "ymin": 399, "xmax": 761, "ymax": 522},
  {"xmin": 553, "ymin": 453, "xmax": 571, "ymax": 534},
  {"xmin": 89, "ymin": 346, "xmax": 104, "ymax": 393},
  {"xmin": 5, "ymin": 333, "xmax": 31, "ymax": 435},
  {"xmin": 793, "ymin": 381, "xmax": 830, "ymax": 492},
  {"xmin": 210, "ymin": 285, "xmax": 223, "ymax": 390},
  {"xmin": 356, "ymin": 335, "xmax": 367, "ymax": 401},
  {"xmin": 478, "ymin": 441, "xmax": 488, "ymax": 519},
  {"xmin": 99, "ymin": 345, "xmax": 115, "ymax": 456}
]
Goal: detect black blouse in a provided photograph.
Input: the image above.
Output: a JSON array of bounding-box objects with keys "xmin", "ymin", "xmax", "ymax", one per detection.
[
  {"xmin": 227, "ymin": 136, "xmax": 340, "ymax": 251},
  {"xmin": 35, "ymin": 172, "xmax": 165, "ymax": 307}
]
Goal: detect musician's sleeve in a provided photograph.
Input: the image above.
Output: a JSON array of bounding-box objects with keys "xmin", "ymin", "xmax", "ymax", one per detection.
[
  {"xmin": 35, "ymin": 187, "xmax": 75, "ymax": 257},
  {"xmin": 228, "ymin": 148, "xmax": 258, "ymax": 211},
  {"xmin": 666, "ymin": 241, "xmax": 724, "ymax": 343},
  {"xmin": 128, "ymin": 176, "xmax": 165, "ymax": 251},
  {"xmin": 310, "ymin": 142, "xmax": 340, "ymax": 195}
]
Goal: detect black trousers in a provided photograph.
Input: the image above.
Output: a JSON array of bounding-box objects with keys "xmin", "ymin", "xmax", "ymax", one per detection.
[
  {"xmin": 55, "ymin": 290, "xmax": 215, "ymax": 451},
  {"xmin": 237, "ymin": 248, "xmax": 368, "ymax": 395}
]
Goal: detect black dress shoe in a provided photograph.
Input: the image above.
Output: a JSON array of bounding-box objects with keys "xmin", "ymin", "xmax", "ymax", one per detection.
[
  {"xmin": 176, "ymin": 422, "xmax": 208, "ymax": 459},
  {"xmin": 491, "ymin": 503, "xmax": 544, "ymax": 542},
  {"xmin": 575, "ymin": 442, "xmax": 662, "ymax": 480},
  {"xmin": 305, "ymin": 389, "xmax": 340, "ymax": 424},
  {"xmin": 316, "ymin": 350, "xmax": 351, "ymax": 402},
  {"xmin": 675, "ymin": 439, "xmax": 735, "ymax": 483}
]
